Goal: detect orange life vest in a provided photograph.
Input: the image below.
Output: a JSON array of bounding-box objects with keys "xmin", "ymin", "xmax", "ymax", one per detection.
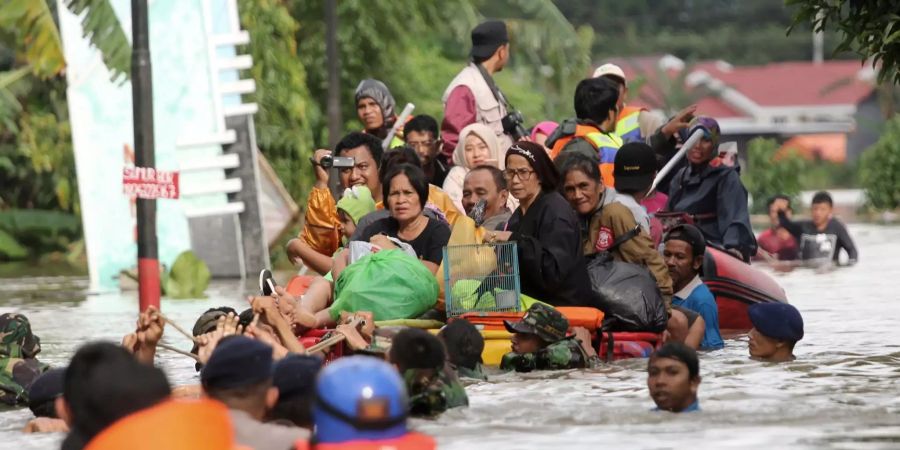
[{"xmin": 549, "ymin": 123, "xmax": 621, "ymax": 188}]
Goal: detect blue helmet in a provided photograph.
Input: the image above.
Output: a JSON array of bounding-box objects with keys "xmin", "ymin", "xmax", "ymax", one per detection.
[{"xmin": 313, "ymin": 356, "xmax": 408, "ymax": 443}]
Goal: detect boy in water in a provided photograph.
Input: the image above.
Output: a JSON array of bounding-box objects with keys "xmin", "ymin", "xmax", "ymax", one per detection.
[
  {"xmin": 500, "ymin": 303, "xmax": 599, "ymax": 372},
  {"xmin": 647, "ymin": 342, "xmax": 702, "ymax": 412},
  {"xmin": 778, "ymin": 191, "xmax": 857, "ymax": 265}
]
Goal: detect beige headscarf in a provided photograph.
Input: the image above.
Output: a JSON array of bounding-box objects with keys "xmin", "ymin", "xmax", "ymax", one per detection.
[{"xmin": 452, "ymin": 123, "xmax": 503, "ymax": 169}]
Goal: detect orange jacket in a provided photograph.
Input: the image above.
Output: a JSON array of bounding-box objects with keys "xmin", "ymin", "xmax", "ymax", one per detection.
[{"xmin": 86, "ymin": 399, "xmax": 246, "ymax": 450}]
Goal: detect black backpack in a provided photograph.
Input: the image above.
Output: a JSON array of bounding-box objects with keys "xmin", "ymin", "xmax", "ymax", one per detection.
[
  {"xmin": 546, "ymin": 119, "xmax": 602, "ymax": 170},
  {"xmin": 586, "ymin": 226, "xmax": 669, "ymax": 333}
]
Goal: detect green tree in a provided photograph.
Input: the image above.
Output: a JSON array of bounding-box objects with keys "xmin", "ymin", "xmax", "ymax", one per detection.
[
  {"xmin": 743, "ymin": 137, "xmax": 808, "ymax": 213},
  {"xmin": 859, "ymin": 114, "xmax": 900, "ymax": 210},
  {"xmin": 787, "ymin": 0, "xmax": 900, "ymax": 84}
]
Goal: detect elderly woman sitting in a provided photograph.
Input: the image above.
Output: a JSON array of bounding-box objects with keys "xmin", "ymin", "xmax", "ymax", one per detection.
[{"xmin": 488, "ymin": 142, "xmax": 593, "ymax": 307}]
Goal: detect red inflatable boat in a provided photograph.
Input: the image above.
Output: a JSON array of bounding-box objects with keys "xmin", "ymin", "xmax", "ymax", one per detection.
[{"xmin": 703, "ymin": 247, "xmax": 788, "ymax": 332}]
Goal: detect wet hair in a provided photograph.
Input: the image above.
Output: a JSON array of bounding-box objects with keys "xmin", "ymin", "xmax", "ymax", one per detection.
[
  {"xmin": 559, "ymin": 153, "xmax": 602, "ymax": 184},
  {"xmin": 382, "ymin": 163, "xmax": 429, "ymax": 210},
  {"xmin": 204, "ymin": 379, "xmax": 272, "ymax": 414},
  {"xmin": 574, "ymin": 77, "xmax": 620, "ymax": 125},
  {"xmin": 61, "ymin": 342, "xmax": 171, "ymax": 450},
  {"xmin": 438, "ymin": 320, "xmax": 485, "ymax": 371},
  {"xmin": 389, "ymin": 328, "xmax": 447, "ymax": 372},
  {"xmin": 404, "ymin": 115, "xmax": 439, "ymax": 139},
  {"xmin": 469, "ymin": 165, "xmax": 507, "ymax": 191},
  {"xmin": 380, "ymin": 146, "xmax": 423, "ymax": 183},
  {"xmin": 335, "ymin": 132, "xmax": 384, "ymax": 169},
  {"xmin": 649, "ymin": 342, "xmax": 700, "ymax": 380},
  {"xmin": 766, "ymin": 194, "xmax": 792, "ymax": 210},
  {"xmin": 238, "ymin": 308, "xmax": 255, "ymax": 329},
  {"xmin": 811, "ymin": 191, "xmax": 833, "ymax": 207}
]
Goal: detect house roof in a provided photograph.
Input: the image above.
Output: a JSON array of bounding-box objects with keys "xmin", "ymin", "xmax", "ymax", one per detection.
[
  {"xmin": 778, "ymin": 133, "xmax": 847, "ymax": 163},
  {"xmin": 700, "ymin": 60, "xmax": 875, "ymax": 107},
  {"xmin": 596, "ymin": 57, "xmax": 876, "ymax": 116}
]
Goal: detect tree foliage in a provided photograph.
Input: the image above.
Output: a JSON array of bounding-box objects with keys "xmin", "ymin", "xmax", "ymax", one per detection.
[
  {"xmin": 859, "ymin": 114, "xmax": 900, "ymax": 210},
  {"xmin": 787, "ymin": 0, "xmax": 900, "ymax": 84},
  {"xmin": 743, "ymin": 137, "xmax": 808, "ymax": 213}
]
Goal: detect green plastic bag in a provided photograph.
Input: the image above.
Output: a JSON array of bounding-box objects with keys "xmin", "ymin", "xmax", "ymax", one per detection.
[
  {"xmin": 162, "ymin": 251, "xmax": 211, "ymax": 299},
  {"xmin": 330, "ymin": 249, "xmax": 438, "ymax": 321}
]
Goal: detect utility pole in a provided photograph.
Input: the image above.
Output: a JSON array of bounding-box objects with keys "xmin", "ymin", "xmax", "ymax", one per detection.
[
  {"xmin": 325, "ymin": 0, "xmax": 341, "ymax": 149},
  {"xmin": 131, "ymin": 0, "xmax": 160, "ymax": 311}
]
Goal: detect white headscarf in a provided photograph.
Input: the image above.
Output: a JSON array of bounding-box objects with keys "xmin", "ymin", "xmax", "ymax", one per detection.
[{"xmin": 452, "ymin": 123, "xmax": 502, "ymax": 169}]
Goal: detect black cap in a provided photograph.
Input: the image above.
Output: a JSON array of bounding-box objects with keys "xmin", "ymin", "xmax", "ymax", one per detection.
[
  {"xmin": 614, "ymin": 142, "xmax": 657, "ymax": 192},
  {"xmin": 470, "ymin": 20, "xmax": 508, "ymax": 59},
  {"xmin": 664, "ymin": 224, "xmax": 707, "ymax": 258},
  {"xmin": 27, "ymin": 367, "xmax": 65, "ymax": 411},
  {"xmin": 273, "ymin": 354, "xmax": 322, "ymax": 400},
  {"xmin": 201, "ymin": 336, "xmax": 274, "ymax": 389}
]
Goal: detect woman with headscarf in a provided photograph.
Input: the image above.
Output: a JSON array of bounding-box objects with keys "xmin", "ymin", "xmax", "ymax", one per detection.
[
  {"xmin": 355, "ymin": 79, "xmax": 404, "ymax": 148},
  {"xmin": 442, "ymin": 123, "xmax": 502, "ymax": 213},
  {"xmin": 530, "ymin": 121, "xmax": 558, "ymax": 150},
  {"xmin": 488, "ymin": 142, "xmax": 593, "ymax": 307},
  {"xmin": 658, "ymin": 116, "xmax": 757, "ymax": 260}
]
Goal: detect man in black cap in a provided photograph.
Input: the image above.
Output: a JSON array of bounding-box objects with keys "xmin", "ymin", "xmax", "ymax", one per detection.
[
  {"xmin": 748, "ymin": 303, "xmax": 804, "ymax": 362},
  {"xmin": 268, "ymin": 354, "xmax": 322, "ymax": 430},
  {"xmin": 591, "ymin": 142, "xmax": 674, "ymax": 307},
  {"xmin": 441, "ymin": 20, "xmax": 516, "ymax": 159},
  {"xmin": 201, "ymin": 336, "xmax": 308, "ymax": 449}
]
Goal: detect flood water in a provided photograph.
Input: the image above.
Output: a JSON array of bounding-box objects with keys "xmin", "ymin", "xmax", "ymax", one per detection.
[{"xmin": 2, "ymin": 224, "xmax": 899, "ymax": 449}]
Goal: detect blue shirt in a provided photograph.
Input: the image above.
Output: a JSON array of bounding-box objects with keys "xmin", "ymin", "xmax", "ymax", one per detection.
[
  {"xmin": 673, "ymin": 276, "xmax": 724, "ymax": 350},
  {"xmin": 653, "ymin": 399, "xmax": 700, "ymax": 413}
]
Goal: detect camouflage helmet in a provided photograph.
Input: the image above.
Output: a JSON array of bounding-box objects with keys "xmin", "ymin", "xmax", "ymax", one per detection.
[
  {"xmin": 0, "ymin": 313, "xmax": 41, "ymax": 359},
  {"xmin": 504, "ymin": 303, "xmax": 569, "ymax": 343}
]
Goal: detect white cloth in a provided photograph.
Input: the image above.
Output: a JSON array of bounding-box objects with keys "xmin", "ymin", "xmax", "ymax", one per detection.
[
  {"xmin": 674, "ymin": 274, "xmax": 704, "ymax": 300},
  {"xmin": 613, "ymin": 193, "xmax": 651, "ymax": 234},
  {"xmin": 442, "ymin": 63, "xmax": 514, "ymax": 150}
]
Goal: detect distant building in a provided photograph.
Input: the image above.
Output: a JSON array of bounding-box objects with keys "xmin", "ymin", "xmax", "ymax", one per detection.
[{"xmin": 601, "ymin": 55, "xmax": 881, "ymax": 161}]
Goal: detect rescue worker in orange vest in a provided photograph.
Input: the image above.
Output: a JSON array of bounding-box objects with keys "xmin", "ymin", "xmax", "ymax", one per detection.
[
  {"xmin": 546, "ymin": 77, "xmax": 622, "ymax": 188},
  {"xmin": 294, "ymin": 356, "xmax": 436, "ymax": 450}
]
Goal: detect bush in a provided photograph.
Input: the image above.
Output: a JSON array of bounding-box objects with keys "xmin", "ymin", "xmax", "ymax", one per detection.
[
  {"xmin": 742, "ymin": 137, "xmax": 807, "ymax": 213},
  {"xmin": 859, "ymin": 114, "xmax": 900, "ymax": 210}
]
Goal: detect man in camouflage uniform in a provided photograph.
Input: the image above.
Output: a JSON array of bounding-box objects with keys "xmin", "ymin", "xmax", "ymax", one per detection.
[
  {"xmin": 501, "ymin": 303, "xmax": 600, "ymax": 372},
  {"xmin": 404, "ymin": 361, "xmax": 469, "ymax": 417},
  {"xmin": 386, "ymin": 328, "xmax": 469, "ymax": 417},
  {"xmin": 0, "ymin": 313, "xmax": 48, "ymax": 405}
]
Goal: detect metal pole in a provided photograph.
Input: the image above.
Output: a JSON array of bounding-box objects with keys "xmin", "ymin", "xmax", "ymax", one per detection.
[
  {"xmin": 131, "ymin": 0, "xmax": 160, "ymax": 311},
  {"xmin": 325, "ymin": 0, "xmax": 341, "ymax": 149}
]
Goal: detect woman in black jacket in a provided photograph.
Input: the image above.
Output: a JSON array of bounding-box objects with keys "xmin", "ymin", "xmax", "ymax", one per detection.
[{"xmin": 489, "ymin": 141, "xmax": 593, "ymax": 307}]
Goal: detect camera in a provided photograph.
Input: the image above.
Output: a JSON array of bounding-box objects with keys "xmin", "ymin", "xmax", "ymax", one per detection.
[
  {"xmin": 311, "ymin": 155, "xmax": 355, "ymax": 169},
  {"xmin": 502, "ymin": 110, "xmax": 528, "ymax": 141}
]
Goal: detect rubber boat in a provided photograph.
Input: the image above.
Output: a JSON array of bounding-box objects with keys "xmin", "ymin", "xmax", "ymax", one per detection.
[
  {"xmin": 703, "ymin": 247, "xmax": 788, "ymax": 333},
  {"xmin": 284, "ymin": 247, "xmax": 787, "ymax": 364}
]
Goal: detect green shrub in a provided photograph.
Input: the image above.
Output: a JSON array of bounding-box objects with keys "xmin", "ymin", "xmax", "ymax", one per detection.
[
  {"xmin": 860, "ymin": 114, "xmax": 900, "ymax": 210},
  {"xmin": 742, "ymin": 137, "xmax": 808, "ymax": 213}
]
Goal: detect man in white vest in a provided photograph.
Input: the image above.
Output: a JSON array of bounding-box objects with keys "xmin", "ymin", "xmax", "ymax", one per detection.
[{"xmin": 441, "ymin": 20, "xmax": 516, "ymax": 161}]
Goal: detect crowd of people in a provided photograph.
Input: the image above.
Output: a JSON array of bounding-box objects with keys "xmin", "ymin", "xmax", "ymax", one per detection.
[{"xmin": 0, "ymin": 17, "xmax": 844, "ymax": 449}]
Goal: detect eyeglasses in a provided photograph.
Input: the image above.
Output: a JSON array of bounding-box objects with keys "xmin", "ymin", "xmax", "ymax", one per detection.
[{"xmin": 503, "ymin": 168, "xmax": 535, "ymax": 181}]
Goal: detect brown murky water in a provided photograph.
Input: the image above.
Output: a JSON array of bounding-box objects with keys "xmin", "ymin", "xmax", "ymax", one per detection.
[{"xmin": 2, "ymin": 224, "xmax": 899, "ymax": 449}]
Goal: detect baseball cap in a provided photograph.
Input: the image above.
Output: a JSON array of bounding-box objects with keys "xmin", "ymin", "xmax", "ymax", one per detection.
[
  {"xmin": 613, "ymin": 142, "xmax": 657, "ymax": 193},
  {"xmin": 664, "ymin": 224, "xmax": 707, "ymax": 258},
  {"xmin": 593, "ymin": 63, "xmax": 627, "ymax": 85},
  {"xmin": 201, "ymin": 336, "xmax": 274, "ymax": 389},
  {"xmin": 470, "ymin": 20, "xmax": 508, "ymax": 60},
  {"xmin": 503, "ymin": 303, "xmax": 569, "ymax": 343}
]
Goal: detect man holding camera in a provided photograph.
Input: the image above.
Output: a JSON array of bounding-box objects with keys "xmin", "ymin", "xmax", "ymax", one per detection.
[{"xmin": 441, "ymin": 20, "xmax": 522, "ymax": 161}]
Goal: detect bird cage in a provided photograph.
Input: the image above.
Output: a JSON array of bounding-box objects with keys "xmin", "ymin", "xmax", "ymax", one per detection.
[{"xmin": 443, "ymin": 242, "xmax": 521, "ymax": 317}]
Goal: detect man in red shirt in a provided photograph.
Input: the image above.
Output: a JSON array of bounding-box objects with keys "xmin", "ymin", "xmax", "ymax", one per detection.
[
  {"xmin": 441, "ymin": 20, "xmax": 515, "ymax": 158},
  {"xmin": 756, "ymin": 195, "xmax": 799, "ymax": 261}
]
